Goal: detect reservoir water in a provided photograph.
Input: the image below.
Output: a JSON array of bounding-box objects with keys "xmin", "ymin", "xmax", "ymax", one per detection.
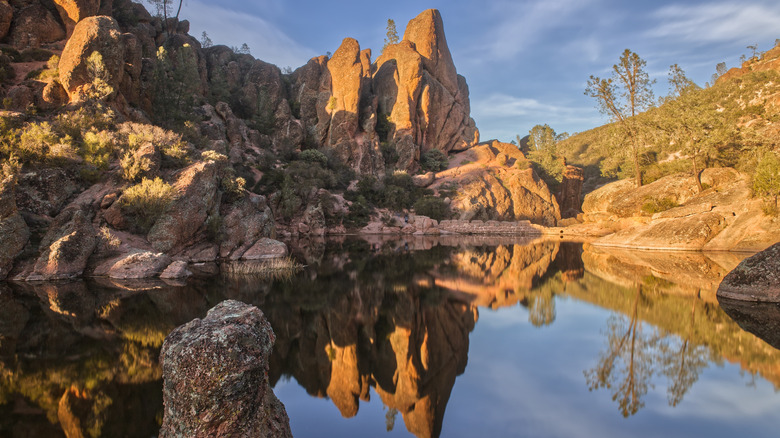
[{"xmin": 1, "ymin": 236, "xmax": 778, "ymax": 437}]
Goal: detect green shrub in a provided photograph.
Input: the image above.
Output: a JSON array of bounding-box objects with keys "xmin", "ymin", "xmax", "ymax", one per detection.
[
  {"xmin": 344, "ymin": 195, "xmax": 371, "ymax": 228},
  {"xmin": 641, "ymin": 197, "xmax": 679, "ymax": 214},
  {"xmin": 81, "ymin": 130, "xmax": 115, "ymax": 169},
  {"xmin": 18, "ymin": 122, "xmax": 58, "ymax": 161},
  {"xmin": 413, "ymin": 195, "xmax": 451, "ymax": 220},
  {"xmin": 299, "ymin": 149, "xmax": 328, "ymax": 166},
  {"xmin": 118, "ymin": 122, "xmax": 188, "ymax": 166},
  {"xmin": 420, "ymin": 149, "xmax": 448, "ymax": 172},
  {"xmin": 120, "ymin": 152, "xmax": 154, "ymax": 182},
  {"xmin": 120, "ymin": 177, "xmax": 177, "ymax": 233}
]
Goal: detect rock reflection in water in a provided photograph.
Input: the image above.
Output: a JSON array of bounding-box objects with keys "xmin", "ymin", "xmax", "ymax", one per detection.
[{"xmin": 0, "ymin": 238, "xmax": 778, "ymax": 437}]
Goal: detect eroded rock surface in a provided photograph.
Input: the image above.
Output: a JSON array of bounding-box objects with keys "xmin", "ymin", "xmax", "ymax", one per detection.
[
  {"xmin": 717, "ymin": 242, "xmax": 780, "ymax": 302},
  {"xmin": 159, "ymin": 300, "xmax": 292, "ymax": 438}
]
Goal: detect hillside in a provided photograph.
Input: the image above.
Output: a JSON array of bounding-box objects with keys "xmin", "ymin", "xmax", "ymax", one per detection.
[{"xmin": 557, "ymin": 45, "xmax": 780, "ymax": 193}]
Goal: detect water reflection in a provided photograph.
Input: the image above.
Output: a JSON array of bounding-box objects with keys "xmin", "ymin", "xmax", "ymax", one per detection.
[{"xmin": 0, "ymin": 238, "xmax": 778, "ymax": 437}]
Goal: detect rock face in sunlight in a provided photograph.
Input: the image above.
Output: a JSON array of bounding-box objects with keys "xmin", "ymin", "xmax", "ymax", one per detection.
[
  {"xmin": 59, "ymin": 15, "xmax": 125, "ymax": 101},
  {"xmin": 717, "ymin": 242, "xmax": 780, "ymax": 302},
  {"xmin": 292, "ymin": 8, "xmax": 479, "ymax": 173},
  {"xmin": 433, "ymin": 140, "xmax": 561, "ymax": 225},
  {"xmin": 581, "ymin": 168, "xmax": 780, "ymax": 251},
  {"xmin": 159, "ymin": 300, "xmax": 292, "ymax": 438}
]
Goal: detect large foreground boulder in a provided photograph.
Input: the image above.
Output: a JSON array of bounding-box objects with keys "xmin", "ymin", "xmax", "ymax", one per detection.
[
  {"xmin": 58, "ymin": 15, "xmax": 125, "ymax": 101},
  {"xmin": 159, "ymin": 300, "xmax": 292, "ymax": 438},
  {"xmin": 717, "ymin": 242, "xmax": 780, "ymax": 302}
]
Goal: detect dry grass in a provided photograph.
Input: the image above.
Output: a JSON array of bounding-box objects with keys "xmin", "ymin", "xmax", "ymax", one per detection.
[{"xmin": 221, "ymin": 256, "xmax": 303, "ymax": 281}]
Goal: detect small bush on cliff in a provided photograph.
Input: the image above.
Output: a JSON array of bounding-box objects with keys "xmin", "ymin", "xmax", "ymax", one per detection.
[
  {"xmin": 118, "ymin": 122, "xmax": 189, "ymax": 166},
  {"xmin": 641, "ymin": 196, "xmax": 679, "ymax": 214},
  {"xmin": 420, "ymin": 149, "xmax": 448, "ymax": 172},
  {"xmin": 121, "ymin": 177, "xmax": 177, "ymax": 233},
  {"xmin": 347, "ymin": 172, "xmax": 432, "ymax": 212}
]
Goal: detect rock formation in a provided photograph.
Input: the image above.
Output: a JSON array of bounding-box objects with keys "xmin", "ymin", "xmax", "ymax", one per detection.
[
  {"xmin": 432, "ymin": 140, "xmax": 561, "ymax": 225},
  {"xmin": 58, "ymin": 15, "xmax": 125, "ymax": 101},
  {"xmin": 159, "ymin": 300, "xmax": 292, "ymax": 438},
  {"xmin": 290, "ymin": 8, "xmax": 479, "ymax": 174},
  {"xmin": 717, "ymin": 242, "xmax": 780, "ymax": 302},
  {"xmin": 53, "ymin": 0, "xmax": 101, "ymax": 36},
  {"xmin": 557, "ymin": 164, "xmax": 584, "ymax": 218},
  {"xmin": 580, "ymin": 168, "xmax": 780, "ymax": 251},
  {"xmin": 0, "ymin": 176, "xmax": 29, "ymax": 279}
]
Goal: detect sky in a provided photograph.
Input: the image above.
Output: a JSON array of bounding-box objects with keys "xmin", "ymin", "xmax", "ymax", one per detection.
[{"xmin": 178, "ymin": 0, "xmax": 780, "ymax": 142}]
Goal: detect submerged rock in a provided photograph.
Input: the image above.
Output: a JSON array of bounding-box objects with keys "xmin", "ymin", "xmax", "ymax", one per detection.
[
  {"xmin": 717, "ymin": 242, "xmax": 780, "ymax": 302},
  {"xmin": 159, "ymin": 300, "xmax": 292, "ymax": 438}
]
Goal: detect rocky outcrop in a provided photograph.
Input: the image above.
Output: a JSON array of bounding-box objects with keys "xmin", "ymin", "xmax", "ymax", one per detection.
[
  {"xmin": 147, "ymin": 160, "xmax": 221, "ymax": 253},
  {"xmin": 15, "ymin": 168, "xmax": 79, "ymax": 217},
  {"xmin": 371, "ymin": 9, "xmax": 478, "ymax": 170},
  {"xmin": 159, "ymin": 300, "xmax": 292, "ymax": 438},
  {"xmin": 580, "ymin": 168, "xmax": 780, "ymax": 251},
  {"xmin": 0, "ymin": 1, "xmax": 12, "ymax": 40},
  {"xmin": 0, "ymin": 177, "xmax": 30, "ymax": 279},
  {"xmin": 432, "ymin": 140, "xmax": 561, "ymax": 225},
  {"xmin": 7, "ymin": 3, "xmax": 65, "ymax": 47},
  {"xmin": 53, "ymin": 0, "xmax": 101, "ymax": 35},
  {"xmin": 106, "ymin": 251, "xmax": 172, "ymax": 279},
  {"xmin": 58, "ymin": 15, "xmax": 125, "ymax": 101},
  {"xmin": 28, "ymin": 207, "xmax": 98, "ymax": 280},
  {"xmin": 717, "ymin": 242, "xmax": 780, "ymax": 302},
  {"xmin": 287, "ymin": 8, "xmax": 478, "ymax": 174}
]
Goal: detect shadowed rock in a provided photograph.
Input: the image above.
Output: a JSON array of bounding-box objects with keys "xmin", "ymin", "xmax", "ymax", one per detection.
[
  {"xmin": 717, "ymin": 242, "xmax": 780, "ymax": 302},
  {"xmin": 159, "ymin": 300, "xmax": 292, "ymax": 438}
]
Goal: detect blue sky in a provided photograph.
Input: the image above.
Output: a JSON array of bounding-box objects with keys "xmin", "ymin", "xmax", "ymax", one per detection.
[{"xmin": 181, "ymin": 0, "xmax": 780, "ymax": 142}]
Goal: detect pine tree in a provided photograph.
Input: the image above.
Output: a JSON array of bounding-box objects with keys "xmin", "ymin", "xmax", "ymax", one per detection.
[
  {"xmin": 586, "ymin": 49, "xmax": 655, "ymax": 187},
  {"xmin": 383, "ymin": 19, "xmax": 399, "ymax": 52}
]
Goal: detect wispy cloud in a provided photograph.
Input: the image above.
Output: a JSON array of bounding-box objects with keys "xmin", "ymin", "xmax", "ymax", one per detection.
[
  {"xmin": 463, "ymin": 0, "xmax": 598, "ymax": 61},
  {"xmin": 472, "ymin": 94, "xmax": 604, "ymax": 140},
  {"xmin": 647, "ymin": 2, "xmax": 780, "ymax": 44},
  {"xmin": 186, "ymin": 0, "xmax": 317, "ymax": 69}
]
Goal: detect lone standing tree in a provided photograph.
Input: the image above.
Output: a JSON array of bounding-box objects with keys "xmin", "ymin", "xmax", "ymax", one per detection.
[
  {"xmin": 586, "ymin": 49, "xmax": 655, "ymax": 187},
  {"xmin": 383, "ymin": 19, "xmax": 399, "ymax": 52}
]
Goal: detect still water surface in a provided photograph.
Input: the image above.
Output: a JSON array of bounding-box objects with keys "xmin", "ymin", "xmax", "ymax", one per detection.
[{"xmin": 1, "ymin": 236, "xmax": 779, "ymax": 437}]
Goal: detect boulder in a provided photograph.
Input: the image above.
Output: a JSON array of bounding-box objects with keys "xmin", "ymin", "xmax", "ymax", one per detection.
[
  {"xmin": 28, "ymin": 207, "xmax": 97, "ymax": 281},
  {"xmin": 53, "ymin": 0, "xmax": 101, "ymax": 35},
  {"xmin": 159, "ymin": 300, "xmax": 292, "ymax": 438},
  {"xmin": 219, "ymin": 193, "xmax": 275, "ymax": 259},
  {"xmin": 58, "ymin": 15, "xmax": 125, "ymax": 101},
  {"xmin": 107, "ymin": 251, "xmax": 172, "ymax": 279},
  {"xmin": 0, "ymin": 1, "xmax": 11, "ymax": 40},
  {"xmin": 241, "ymin": 238, "xmax": 288, "ymax": 260},
  {"xmin": 160, "ymin": 260, "xmax": 191, "ymax": 279},
  {"xmin": 8, "ymin": 3, "xmax": 65, "ymax": 47},
  {"xmin": 717, "ymin": 242, "xmax": 780, "ymax": 302},
  {"xmin": 147, "ymin": 160, "xmax": 220, "ymax": 253},
  {"xmin": 42, "ymin": 80, "xmax": 69, "ymax": 107},
  {"xmin": 0, "ymin": 177, "xmax": 29, "ymax": 279}
]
